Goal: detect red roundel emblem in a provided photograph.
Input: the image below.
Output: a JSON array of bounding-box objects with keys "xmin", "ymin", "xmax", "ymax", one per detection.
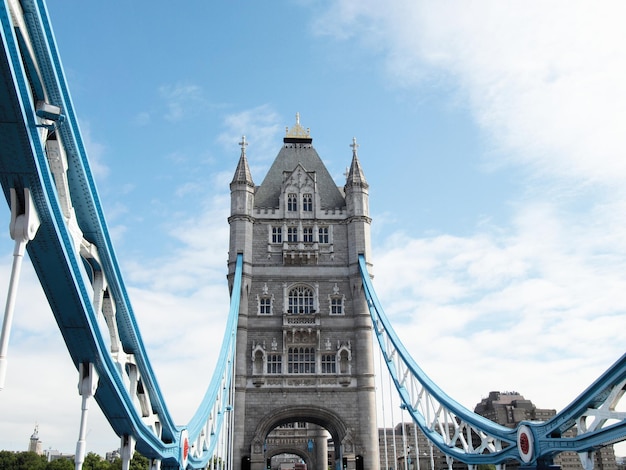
[
  {"xmin": 519, "ymin": 432, "xmax": 530, "ymax": 454},
  {"xmin": 183, "ymin": 437, "xmax": 189, "ymax": 460},
  {"xmin": 180, "ymin": 429, "xmax": 190, "ymax": 466},
  {"xmin": 517, "ymin": 425, "xmax": 534, "ymax": 463}
]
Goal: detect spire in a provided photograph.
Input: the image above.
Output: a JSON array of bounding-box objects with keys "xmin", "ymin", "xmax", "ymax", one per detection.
[
  {"xmin": 346, "ymin": 137, "xmax": 368, "ymax": 188},
  {"xmin": 231, "ymin": 135, "xmax": 254, "ymax": 186}
]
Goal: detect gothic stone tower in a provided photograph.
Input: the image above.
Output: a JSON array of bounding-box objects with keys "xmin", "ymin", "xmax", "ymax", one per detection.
[{"xmin": 228, "ymin": 115, "xmax": 378, "ymax": 470}]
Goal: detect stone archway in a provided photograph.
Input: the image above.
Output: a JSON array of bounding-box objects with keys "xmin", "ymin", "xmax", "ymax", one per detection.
[
  {"xmin": 250, "ymin": 405, "xmax": 349, "ymax": 470},
  {"xmin": 266, "ymin": 446, "xmax": 311, "ymax": 470}
]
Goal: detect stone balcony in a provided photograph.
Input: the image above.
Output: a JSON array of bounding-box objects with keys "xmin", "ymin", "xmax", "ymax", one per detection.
[
  {"xmin": 282, "ymin": 242, "xmax": 319, "ymax": 264},
  {"xmin": 283, "ymin": 313, "xmax": 320, "ymax": 328}
]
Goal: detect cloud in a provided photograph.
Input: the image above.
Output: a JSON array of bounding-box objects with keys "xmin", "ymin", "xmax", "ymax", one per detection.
[
  {"xmin": 372, "ymin": 197, "xmax": 626, "ymax": 413},
  {"xmin": 159, "ymin": 82, "xmax": 204, "ymax": 122},
  {"xmin": 309, "ymin": 1, "xmax": 626, "ymax": 424},
  {"xmin": 217, "ymin": 105, "xmax": 284, "ymax": 163},
  {"xmin": 0, "ymin": 256, "xmax": 119, "ymax": 453},
  {"xmin": 315, "ymin": 1, "xmax": 626, "ymax": 187}
]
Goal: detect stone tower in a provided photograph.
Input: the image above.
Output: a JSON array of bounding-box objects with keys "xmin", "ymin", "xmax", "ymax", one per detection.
[
  {"xmin": 227, "ymin": 115, "xmax": 378, "ymax": 470},
  {"xmin": 28, "ymin": 424, "xmax": 42, "ymax": 455}
]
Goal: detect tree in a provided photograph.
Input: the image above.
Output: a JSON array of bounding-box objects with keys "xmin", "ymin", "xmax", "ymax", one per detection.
[
  {"xmin": 0, "ymin": 450, "xmax": 17, "ymax": 469},
  {"xmin": 82, "ymin": 452, "xmax": 113, "ymax": 470},
  {"xmin": 129, "ymin": 452, "xmax": 149, "ymax": 470},
  {"xmin": 109, "ymin": 452, "xmax": 148, "ymax": 470},
  {"xmin": 46, "ymin": 458, "xmax": 74, "ymax": 470},
  {"xmin": 15, "ymin": 451, "xmax": 47, "ymax": 470}
]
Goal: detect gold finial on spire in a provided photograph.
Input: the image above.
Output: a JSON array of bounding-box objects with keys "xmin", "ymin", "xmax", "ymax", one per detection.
[{"xmin": 285, "ymin": 112, "xmax": 311, "ymax": 138}]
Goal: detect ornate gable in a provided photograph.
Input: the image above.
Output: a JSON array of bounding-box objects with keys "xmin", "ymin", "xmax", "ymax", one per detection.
[{"xmin": 282, "ymin": 163, "xmax": 316, "ymax": 192}]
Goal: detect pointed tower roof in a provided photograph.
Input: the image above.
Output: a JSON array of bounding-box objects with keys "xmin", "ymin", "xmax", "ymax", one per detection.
[
  {"xmin": 255, "ymin": 115, "xmax": 345, "ymax": 209},
  {"xmin": 346, "ymin": 137, "xmax": 368, "ymax": 188},
  {"xmin": 231, "ymin": 135, "xmax": 254, "ymax": 187}
]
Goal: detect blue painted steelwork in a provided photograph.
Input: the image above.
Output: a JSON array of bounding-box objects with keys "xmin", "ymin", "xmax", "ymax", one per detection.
[
  {"xmin": 359, "ymin": 254, "xmax": 626, "ymax": 467},
  {"xmin": 1, "ymin": 0, "xmax": 624, "ymax": 468},
  {"xmin": 0, "ymin": 1, "xmax": 241, "ymax": 468}
]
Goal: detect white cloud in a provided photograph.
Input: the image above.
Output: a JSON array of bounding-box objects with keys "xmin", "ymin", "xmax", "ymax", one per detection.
[
  {"xmin": 372, "ymin": 197, "xmax": 626, "ymax": 414},
  {"xmin": 310, "ymin": 1, "xmax": 626, "ymax": 430},
  {"xmin": 159, "ymin": 82, "xmax": 204, "ymax": 122},
  {"xmin": 317, "ymin": 1, "xmax": 626, "ymax": 186},
  {"xmin": 217, "ymin": 105, "xmax": 284, "ymax": 163}
]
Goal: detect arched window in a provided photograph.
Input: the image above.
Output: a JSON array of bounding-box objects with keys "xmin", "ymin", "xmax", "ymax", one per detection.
[
  {"xmin": 303, "ymin": 227, "xmax": 313, "ymax": 242},
  {"xmin": 318, "ymin": 226, "xmax": 329, "ymax": 244},
  {"xmin": 287, "ymin": 193, "xmax": 297, "ymax": 211},
  {"xmin": 271, "ymin": 226, "xmax": 282, "ymax": 243},
  {"xmin": 288, "ymin": 286, "xmax": 314, "ymax": 314},
  {"xmin": 303, "ymin": 193, "xmax": 313, "ymax": 212}
]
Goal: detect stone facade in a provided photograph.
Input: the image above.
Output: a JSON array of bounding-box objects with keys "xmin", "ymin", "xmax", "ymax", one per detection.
[{"xmin": 227, "ymin": 117, "xmax": 378, "ymax": 470}]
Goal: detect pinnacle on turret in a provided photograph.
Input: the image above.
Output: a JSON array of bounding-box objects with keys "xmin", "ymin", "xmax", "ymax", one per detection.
[
  {"xmin": 231, "ymin": 135, "xmax": 254, "ymax": 187},
  {"xmin": 345, "ymin": 137, "xmax": 368, "ymax": 188}
]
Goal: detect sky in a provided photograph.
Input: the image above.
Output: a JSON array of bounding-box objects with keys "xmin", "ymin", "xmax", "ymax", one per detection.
[{"xmin": 1, "ymin": 0, "xmax": 625, "ymax": 459}]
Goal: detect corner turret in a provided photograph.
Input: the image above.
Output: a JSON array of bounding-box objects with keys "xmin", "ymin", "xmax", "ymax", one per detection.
[
  {"xmin": 230, "ymin": 136, "xmax": 255, "ymax": 216},
  {"xmin": 229, "ymin": 136, "xmax": 255, "ymax": 270},
  {"xmin": 344, "ymin": 137, "xmax": 371, "ymax": 264},
  {"xmin": 344, "ymin": 137, "xmax": 369, "ymax": 217}
]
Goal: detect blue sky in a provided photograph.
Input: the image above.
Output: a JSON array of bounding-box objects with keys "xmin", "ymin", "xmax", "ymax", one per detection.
[{"xmin": 1, "ymin": 0, "xmax": 625, "ymax": 457}]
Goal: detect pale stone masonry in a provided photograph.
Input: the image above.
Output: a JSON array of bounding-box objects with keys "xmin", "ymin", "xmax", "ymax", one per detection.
[{"xmin": 227, "ymin": 116, "xmax": 378, "ymax": 470}]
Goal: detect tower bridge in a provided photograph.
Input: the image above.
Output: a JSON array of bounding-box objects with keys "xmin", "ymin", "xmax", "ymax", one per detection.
[{"xmin": 0, "ymin": 2, "xmax": 625, "ymax": 470}]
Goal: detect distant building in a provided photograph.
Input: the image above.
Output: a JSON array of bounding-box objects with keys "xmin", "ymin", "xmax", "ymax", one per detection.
[
  {"xmin": 28, "ymin": 424, "xmax": 42, "ymax": 455},
  {"xmin": 106, "ymin": 449, "xmax": 121, "ymax": 462},
  {"xmin": 378, "ymin": 423, "xmax": 458, "ymax": 470},
  {"xmin": 44, "ymin": 449, "xmax": 74, "ymax": 463},
  {"xmin": 475, "ymin": 391, "xmax": 618, "ymax": 470}
]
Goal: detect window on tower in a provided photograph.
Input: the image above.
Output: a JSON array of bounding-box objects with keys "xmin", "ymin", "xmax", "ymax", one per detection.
[
  {"xmin": 303, "ymin": 193, "xmax": 313, "ymax": 212},
  {"xmin": 259, "ymin": 297, "xmax": 272, "ymax": 315},
  {"xmin": 330, "ymin": 297, "xmax": 343, "ymax": 315},
  {"xmin": 329, "ymin": 283, "xmax": 344, "ymax": 315},
  {"xmin": 287, "ymin": 193, "xmax": 297, "ymax": 211},
  {"xmin": 303, "ymin": 227, "xmax": 313, "ymax": 242},
  {"xmin": 288, "ymin": 347, "xmax": 316, "ymax": 373},
  {"xmin": 318, "ymin": 227, "xmax": 329, "ymax": 244},
  {"xmin": 321, "ymin": 354, "xmax": 336, "ymax": 374},
  {"xmin": 266, "ymin": 354, "xmax": 282, "ymax": 374},
  {"xmin": 271, "ymin": 226, "xmax": 282, "ymax": 243},
  {"xmin": 287, "ymin": 227, "xmax": 298, "ymax": 242},
  {"xmin": 288, "ymin": 286, "xmax": 315, "ymax": 314}
]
